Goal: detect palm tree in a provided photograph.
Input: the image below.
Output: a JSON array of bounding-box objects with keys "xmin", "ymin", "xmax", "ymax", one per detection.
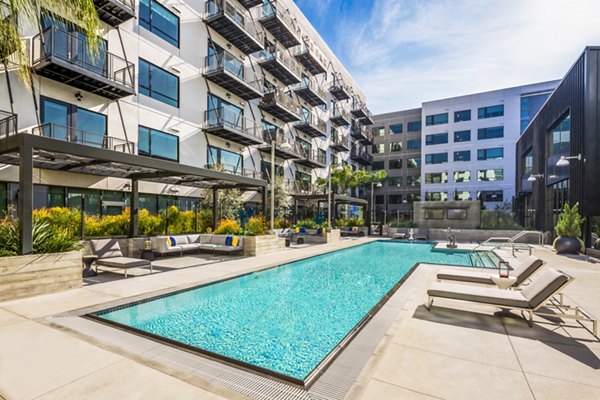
[{"xmin": 0, "ymin": 0, "xmax": 102, "ymax": 97}]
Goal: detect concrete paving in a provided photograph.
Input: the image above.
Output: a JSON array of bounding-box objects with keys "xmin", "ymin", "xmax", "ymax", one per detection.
[{"xmin": 0, "ymin": 239, "xmax": 598, "ymax": 400}]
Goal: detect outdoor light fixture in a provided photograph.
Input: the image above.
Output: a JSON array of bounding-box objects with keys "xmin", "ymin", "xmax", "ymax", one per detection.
[
  {"xmin": 279, "ymin": 141, "xmax": 292, "ymax": 151},
  {"xmin": 556, "ymin": 154, "xmax": 582, "ymax": 167},
  {"xmin": 168, "ymin": 186, "xmax": 180, "ymax": 194},
  {"xmin": 527, "ymin": 174, "xmax": 544, "ymax": 182},
  {"xmin": 74, "ymin": 91, "xmax": 83, "ymax": 101}
]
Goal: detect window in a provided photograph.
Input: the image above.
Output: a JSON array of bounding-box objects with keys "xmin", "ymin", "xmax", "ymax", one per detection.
[
  {"xmin": 389, "ymin": 123, "xmax": 402, "ymax": 134},
  {"xmin": 425, "ymin": 153, "xmax": 448, "ymax": 165},
  {"xmin": 406, "ymin": 176, "xmax": 421, "ymax": 186},
  {"xmin": 454, "ymin": 130, "xmax": 471, "ymax": 142},
  {"xmin": 139, "ymin": 59, "xmax": 179, "ymax": 107},
  {"xmin": 479, "ymin": 190, "xmax": 503, "ymax": 202},
  {"xmin": 447, "ymin": 209, "xmax": 468, "ymax": 219},
  {"xmin": 478, "ymin": 104, "xmax": 504, "ymax": 119},
  {"xmin": 454, "ymin": 110, "xmax": 471, "ymax": 122},
  {"xmin": 454, "ymin": 150, "xmax": 471, "ymax": 162},
  {"xmin": 477, "ymin": 169, "xmax": 504, "ymax": 181},
  {"xmin": 407, "ymin": 157, "xmax": 421, "ymax": 168},
  {"xmin": 261, "ymin": 161, "xmax": 283, "ymax": 180},
  {"xmin": 295, "ymin": 171, "xmax": 312, "ymax": 191},
  {"xmin": 208, "ymin": 145, "xmax": 243, "ymax": 174},
  {"xmin": 478, "ymin": 126, "xmax": 504, "ymax": 140},
  {"xmin": 424, "ymin": 208, "xmax": 444, "ymax": 218},
  {"xmin": 140, "ymin": 0, "xmax": 179, "ymax": 47},
  {"xmin": 550, "ymin": 113, "xmax": 571, "ymax": 155},
  {"xmin": 390, "ymin": 159, "xmax": 402, "ymax": 169},
  {"xmin": 425, "ymin": 133, "xmax": 448, "ymax": 145},
  {"xmin": 426, "ymin": 192, "xmax": 447, "ymax": 201},
  {"xmin": 407, "ymin": 121, "xmax": 421, "ymax": 132},
  {"xmin": 477, "ymin": 147, "xmax": 504, "ymax": 160},
  {"xmin": 375, "ymin": 195, "xmax": 384, "ymax": 204},
  {"xmin": 139, "ymin": 126, "xmax": 179, "ymax": 161},
  {"xmin": 520, "ymin": 91, "xmax": 552, "ymax": 133},
  {"xmin": 390, "ymin": 141, "xmax": 403, "ymax": 152},
  {"xmin": 372, "ymin": 160, "xmax": 384, "ymax": 170},
  {"xmin": 67, "ymin": 188, "xmax": 101, "ymax": 215},
  {"xmin": 425, "ymin": 113, "xmax": 448, "ymax": 126},
  {"xmin": 522, "ymin": 147, "xmax": 533, "ymax": 177},
  {"xmin": 389, "ymin": 195, "xmax": 403, "ymax": 204},
  {"xmin": 372, "ymin": 143, "xmax": 385, "ymax": 154},
  {"xmin": 388, "ymin": 177, "xmax": 401, "ymax": 187},
  {"xmin": 425, "ymin": 172, "xmax": 448, "ymax": 184},
  {"xmin": 207, "ymin": 93, "xmax": 243, "ymax": 129},
  {"xmin": 41, "ymin": 97, "xmax": 107, "ymax": 147},
  {"xmin": 406, "ymin": 193, "xmax": 421, "ymax": 203},
  {"xmin": 453, "ymin": 191, "xmax": 471, "ymax": 201},
  {"xmin": 407, "ymin": 139, "xmax": 421, "ymax": 151},
  {"xmin": 373, "ymin": 126, "xmax": 385, "ymax": 136},
  {"xmin": 453, "ymin": 171, "xmax": 471, "ymax": 182}
]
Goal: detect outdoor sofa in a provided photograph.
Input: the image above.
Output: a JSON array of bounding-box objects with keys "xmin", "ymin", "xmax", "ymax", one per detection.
[
  {"xmin": 150, "ymin": 234, "xmax": 244, "ymax": 256},
  {"xmin": 340, "ymin": 226, "xmax": 365, "ymax": 237},
  {"xmin": 392, "ymin": 227, "xmax": 409, "ymax": 240},
  {"xmin": 414, "ymin": 227, "xmax": 429, "ymax": 240},
  {"xmin": 90, "ymin": 239, "xmax": 153, "ymax": 278}
]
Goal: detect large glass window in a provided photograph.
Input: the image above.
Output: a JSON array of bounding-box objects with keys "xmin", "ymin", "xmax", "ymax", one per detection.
[
  {"xmin": 140, "ymin": 0, "xmax": 179, "ymax": 47},
  {"xmin": 139, "ymin": 59, "xmax": 179, "ymax": 107},
  {"xmin": 454, "ymin": 110, "xmax": 471, "ymax": 122},
  {"xmin": 407, "ymin": 121, "xmax": 421, "ymax": 132},
  {"xmin": 207, "ymin": 145, "xmax": 243, "ymax": 174},
  {"xmin": 390, "ymin": 159, "xmax": 402, "ymax": 169},
  {"xmin": 520, "ymin": 91, "xmax": 552, "ymax": 133},
  {"xmin": 425, "ymin": 133, "xmax": 448, "ymax": 145},
  {"xmin": 406, "ymin": 193, "xmax": 421, "ymax": 203},
  {"xmin": 407, "ymin": 157, "xmax": 421, "ymax": 168},
  {"xmin": 41, "ymin": 97, "xmax": 106, "ymax": 147},
  {"xmin": 261, "ymin": 161, "xmax": 283, "ymax": 180},
  {"xmin": 454, "ymin": 130, "xmax": 471, "ymax": 142},
  {"xmin": 478, "ymin": 104, "xmax": 504, "ymax": 119},
  {"xmin": 453, "ymin": 171, "xmax": 471, "ymax": 182},
  {"xmin": 207, "ymin": 93, "xmax": 243, "ymax": 130},
  {"xmin": 425, "ymin": 172, "xmax": 448, "ymax": 184},
  {"xmin": 67, "ymin": 188, "xmax": 101, "ymax": 215},
  {"xmin": 407, "ymin": 139, "xmax": 421, "ymax": 151},
  {"xmin": 389, "ymin": 195, "xmax": 403, "ymax": 204},
  {"xmin": 547, "ymin": 113, "xmax": 571, "ymax": 185},
  {"xmin": 372, "ymin": 143, "xmax": 385, "ymax": 154},
  {"xmin": 454, "ymin": 150, "xmax": 471, "ymax": 162},
  {"xmin": 523, "ymin": 147, "xmax": 533, "ymax": 177},
  {"xmin": 477, "ymin": 169, "xmax": 504, "ymax": 181},
  {"xmin": 477, "ymin": 147, "xmax": 504, "ymax": 160},
  {"xmin": 373, "ymin": 126, "xmax": 385, "ymax": 136},
  {"xmin": 425, "ymin": 153, "xmax": 448, "ymax": 165},
  {"xmin": 426, "ymin": 192, "xmax": 447, "ymax": 201},
  {"xmin": 390, "ymin": 141, "xmax": 403, "ymax": 152},
  {"xmin": 390, "ymin": 123, "xmax": 402, "ymax": 134},
  {"xmin": 406, "ymin": 176, "xmax": 421, "ymax": 186},
  {"xmin": 453, "ymin": 191, "xmax": 471, "ymax": 201},
  {"xmin": 479, "ymin": 190, "xmax": 503, "ymax": 202},
  {"xmin": 138, "ymin": 126, "xmax": 179, "ymax": 161},
  {"xmin": 295, "ymin": 171, "xmax": 312, "ymax": 191},
  {"xmin": 425, "ymin": 113, "xmax": 448, "ymax": 126},
  {"xmin": 478, "ymin": 126, "xmax": 504, "ymax": 140},
  {"xmin": 388, "ymin": 177, "xmax": 401, "ymax": 187},
  {"xmin": 372, "ymin": 160, "xmax": 384, "ymax": 170}
]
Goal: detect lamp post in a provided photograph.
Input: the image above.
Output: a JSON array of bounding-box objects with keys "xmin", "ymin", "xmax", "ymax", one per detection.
[
  {"xmin": 270, "ymin": 133, "xmax": 291, "ymax": 232},
  {"xmin": 370, "ymin": 180, "xmax": 382, "ymax": 224},
  {"xmin": 328, "ymin": 162, "xmax": 343, "ymax": 229}
]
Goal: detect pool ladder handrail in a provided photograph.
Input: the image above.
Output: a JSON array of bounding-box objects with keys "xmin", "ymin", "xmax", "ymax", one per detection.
[{"xmin": 471, "ymin": 230, "xmax": 547, "ymax": 257}]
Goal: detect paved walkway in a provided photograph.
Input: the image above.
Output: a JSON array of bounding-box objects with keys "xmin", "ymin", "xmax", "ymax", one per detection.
[{"xmin": 0, "ymin": 240, "xmax": 598, "ymax": 399}]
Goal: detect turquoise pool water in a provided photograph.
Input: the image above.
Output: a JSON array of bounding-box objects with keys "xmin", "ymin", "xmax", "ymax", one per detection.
[{"xmin": 93, "ymin": 241, "xmax": 495, "ymax": 382}]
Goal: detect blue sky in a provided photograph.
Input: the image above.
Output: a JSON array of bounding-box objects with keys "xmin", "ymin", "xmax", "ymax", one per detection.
[{"xmin": 293, "ymin": 0, "xmax": 600, "ymax": 114}]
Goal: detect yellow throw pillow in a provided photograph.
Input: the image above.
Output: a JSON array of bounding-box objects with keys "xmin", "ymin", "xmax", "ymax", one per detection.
[
  {"xmin": 295, "ymin": 227, "xmax": 300, "ymax": 233},
  {"xmin": 352, "ymin": 227, "xmax": 358, "ymax": 232},
  {"xmin": 232, "ymin": 236, "xmax": 239, "ymax": 246},
  {"xmin": 165, "ymin": 237, "xmax": 171, "ymax": 247}
]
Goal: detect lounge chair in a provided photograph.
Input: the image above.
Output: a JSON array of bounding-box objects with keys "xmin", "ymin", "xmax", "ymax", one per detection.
[
  {"xmin": 90, "ymin": 239, "xmax": 153, "ymax": 278},
  {"xmin": 414, "ymin": 227, "xmax": 429, "ymax": 240},
  {"xmin": 426, "ymin": 268, "xmax": 573, "ymax": 326},
  {"xmin": 392, "ymin": 227, "xmax": 408, "ymax": 240},
  {"xmin": 436, "ymin": 255, "xmax": 544, "ymax": 288}
]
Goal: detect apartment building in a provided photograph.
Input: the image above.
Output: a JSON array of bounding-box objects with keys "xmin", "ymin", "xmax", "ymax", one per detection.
[
  {"xmin": 0, "ymin": 0, "xmax": 373, "ymax": 217},
  {"xmin": 370, "ymin": 108, "xmax": 422, "ymax": 221}
]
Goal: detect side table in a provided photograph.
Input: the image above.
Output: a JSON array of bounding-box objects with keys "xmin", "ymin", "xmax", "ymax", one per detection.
[
  {"xmin": 491, "ymin": 275, "xmax": 517, "ymax": 290},
  {"xmin": 82, "ymin": 255, "xmax": 98, "ymax": 277}
]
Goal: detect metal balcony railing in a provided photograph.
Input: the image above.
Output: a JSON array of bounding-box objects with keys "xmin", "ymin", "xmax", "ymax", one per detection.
[
  {"xmin": 204, "ymin": 0, "xmax": 264, "ymax": 53},
  {"xmin": 0, "ymin": 111, "xmax": 18, "ymax": 139},
  {"xmin": 204, "ymin": 107, "xmax": 261, "ymax": 139},
  {"xmin": 204, "ymin": 51, "xmax": 263, "ymax": 93},
  {"xmin": 293, "ymin": 42, "xmax": 327, "ymax": 75},
  {"xmin": 258, "ymin": 44, "xmax": 302, "ymax": 84},
  {"xmin": 292, "ymin": 78, "xmax": 326, "ymax": 106},
  {"xmin": 301, "ymin": 148, "xmax": 326, "ymax": 165},
  {"xmin": 205, "ymin": 163, "xmax": 263, "ymax": 180},
  {"xmin": 329, "ymin": 75, "xmax": 351, "ymax": 100},
  {"xmin": 260, "ymin": 89, "xmax": 301, "ymax": 119},
  {"xmin": 330, "ymin": 105, "xmax": 350, "ymax": 126},
  {"xmin": 330, "ymin": 133, "xmax": 350, "ymax": 150},
  {"xmin": 350, "ymin": 147, "xmax": 374, "ymax": 165},
  {"xmin": 32, "ymin": 123, "xmax": 136, "ymax": 154},
  {"xmin": 259, "ymin": 1, "xmax": 302, "ymax": 48},
  {"xmin": 32, "ymin": 25, "xmax": 135, "ymax": 91},
  {"xmin": 262, "ymin": 129, "xmax": 301, "ymax": 153}
]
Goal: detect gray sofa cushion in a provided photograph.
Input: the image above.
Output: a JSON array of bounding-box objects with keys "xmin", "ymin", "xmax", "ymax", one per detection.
[
  {"xmin": 179, "ymin": 243, "xmax": 201, "ymax": 252},
  {"xmin": 187, "ymin": 234, "xmax": 200, "ymax": 243},
  {"xmin": 172, "ymin": 235, "xmax": 189, "ymax": 245},
  {"xmin": 512, "ymin": 256, "xmax": 544, "ymax": 285},
  {"xmin": 428, "ymin": 283, "xmax": 530, "ymax": 308},
  {"xmin": 521, "ymin": 269, "xmax": 570, "ymax": 308},
  {"xmin": 96, "ymin": 257, "xmax": 150, "ymax": 268},
  {"xmin": 199, "ymin": 235, "xmax": 211, "ymax": 244},
  {"xmin": 211, "ymin": 235, "xmax": 227, "ymax": 245},
  {"xmin": 91, "ymin": 239, "xmax": 123, "ymax": 259}
]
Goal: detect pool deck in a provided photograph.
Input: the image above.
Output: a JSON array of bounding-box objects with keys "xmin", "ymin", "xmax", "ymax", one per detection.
[{"xmin": 1, "ymin": 239, "xmax": 599, "ymax": 400}]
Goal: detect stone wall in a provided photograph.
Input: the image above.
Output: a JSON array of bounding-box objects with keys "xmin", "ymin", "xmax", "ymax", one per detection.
[
  {"xmin": 244, "ymin": 235, "xmax": 286, "ymax": 256},
  {"xmin": 0, "ymin": 251, "xmax": 82, "ymax": 302},
  {"xmin": 414, "ymin": 200, "xmax": 481, "ymax": 229}
]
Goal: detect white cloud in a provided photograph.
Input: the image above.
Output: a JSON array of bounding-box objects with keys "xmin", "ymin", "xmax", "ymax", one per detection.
[{"xmin": 332, "ymin": 0, "xmax": 600, "ymax": 113}]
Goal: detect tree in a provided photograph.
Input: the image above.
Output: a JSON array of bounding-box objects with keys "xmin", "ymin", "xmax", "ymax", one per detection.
[
  {"xmin": 201, "ymin": 188, "xmax": 243, "ymax": 222},
  {"xmin": 269, "ymin": 175, "xmax": 291, "ymax": 219},
  {"xmin": 1, "ymin": 0, "xmax": 102, "ymax": 91}
]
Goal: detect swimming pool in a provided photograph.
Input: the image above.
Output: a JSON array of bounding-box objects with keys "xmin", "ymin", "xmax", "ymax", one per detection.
[{"xmin": 90, "ymin": 241, "xmax": 497, "ymax": 386}]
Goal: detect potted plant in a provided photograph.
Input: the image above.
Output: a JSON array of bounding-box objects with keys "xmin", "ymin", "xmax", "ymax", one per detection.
[{"xmin": 553, "ymin": 202, "xmax": 585, "ymax": 254}]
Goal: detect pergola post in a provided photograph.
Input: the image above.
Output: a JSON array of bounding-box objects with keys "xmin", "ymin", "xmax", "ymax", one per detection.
[
  {"xmin": 293, "ymin": 197, "xmax": 298, "ymax": 223},
  {"xmin": 129, "ymin": 179, "xmax": 139, "ymax": 237},
  {"xmin": 18, "ymin": 145, "xmax": 33, "ymax": 255},
  {"xmin": 261, "ymin": 187, "xmax": 267, "ymax": 217},
  {"xmin": 212, "ymin": 188, "xmax": 218, "ymax": 230}
]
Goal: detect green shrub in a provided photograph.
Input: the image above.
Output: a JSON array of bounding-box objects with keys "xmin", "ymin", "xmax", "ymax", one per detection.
[
  {"xmin": 245, "ymin": 215, "xmax": 267, "ymax": 236},
  {"xmin": 555, "ymin": 202, "xmax": 585, "ymax": 238},
  {"xmin": 0, "ymin": 217, "xmax": 81, "ymax": 256},
  {"xmin": 214, "ymin": 219, "xmax": 242, "ymax": 235},
  {"xmin": 295, "ymin": 218, "xmax": 319, "ymax": 229},
  {"xmin": 274, "ymin": 217, "xmax": 291, "ymax": 229}
]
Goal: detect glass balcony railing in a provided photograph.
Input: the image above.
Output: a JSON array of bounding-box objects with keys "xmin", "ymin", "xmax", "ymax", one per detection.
[
  {"xmin": 204, "ymin": 0, "xmax": 263, "ymax": 53},
  {"xmin": 205, "ymin": 51, "xmax": 263, "ymax": 92},
  {"xmin": 32, "ymin": 123, "xmax": 136, "ymax": 154},
  {"xmin": 204, "ymin": 107, "xmax": 261, "ymax": 139},
  {"xmin": 259, "ymin": 1, "xmax": 302, "ymax": 47},
  {"xmin": 205, "ymin": 163, "xmax": 263, "ymax": 180},
  {"xmin": 0, "ymin": 111, "xmax": 18, "ymax": 139}
]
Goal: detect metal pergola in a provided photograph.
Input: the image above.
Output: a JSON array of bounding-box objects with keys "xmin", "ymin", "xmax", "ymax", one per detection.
[
  {"xmin": 0, "ymin": 133, "xmax": 268, "ymax": 254},
  {"xmin": 291, "ymin": 193, "xmax": 368, "ymax": 223}
]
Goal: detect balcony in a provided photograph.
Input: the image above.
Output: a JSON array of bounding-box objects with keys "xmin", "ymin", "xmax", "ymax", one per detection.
[
  {"xmin": 32, "ymin": 123, "xmax": 135, "ymax": 154},
  {"xmin": 295, "ymin": 114, "xmax": 327, "ymax": 138},
  {"xmin": 296, "ymin": 149, "xmax": 326, "ymax": 169},
  {"xmin": 350, "ymin": 147, "xmax": 373, "ymax": 166},
  {"xmin": 330, "ymin": 106, "xmax": 350, "ymax": 127},
  {"xmin": 351, "ymin": 102, "xmax": 369, "ymax": 119},
  {"xmin": 350, "ymin": 122, "xmax": 373, "ymax": 144},
  {"xmin": 259, "ymin": 90, "xmax": 301, "ymax": 122},
  {"xmin": 202, "ymin": 107, "xmax": 263, "ymax": 145},
  {"xmin": 257, "ymin": 46, "xmax": 302, "ymax": 85},
  {"xmin": 205, "ymin": 163, "xmax": 263, "ymax": 180},
  {"xmin": 330, "ymin": 133, "xmax": 350, "ymax": 152},
  {"xmin": 329, "ymin": 75, "xmax": 351, "ymax": 101},
  {"xmin": 359, "ymin": 109, "xmax": 374, "ymax": 125},
  {"xmin": 31, "ymin": 26, "xmax": 135, "ymax": 100},
  {"xmin": 203, "ymin": 51, "xmax": 263, "ymax": 100},
  {"xmin": 289, "ymin": 180, "xmax": 317, "ymax": 195},
  {"xmin": 238, "ymin": 0, "xmax": 262, "ymax": 8},
  {"xmin": 204, "ymin": 0, "xmax": 263, "ymax": 54},
  {"xmin": 93, "ymin": 0, "xmax": 135, "ymax": 27},
  {"xmin": 0, "ymin": 111, "xmax": 18, "ymax": 139},
  {"xmin": 292, "ymin": 78, "xmax": 326, "ymax": 107},
  {"xmin": 257, "ymin": 128, "xmax": 302, "ymax": 160},
  {"xmin": 294, "ymin": 43, "xmax": 326, "ymax": 75},
  {"xmin": 259, "ymin": 1, "xmax": 301, "ymax": 48}
]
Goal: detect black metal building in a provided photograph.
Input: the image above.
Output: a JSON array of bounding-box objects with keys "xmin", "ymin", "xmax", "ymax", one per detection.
[{"xmin": 515, "ymin": 47, "xmax": 600, "ymax": 248}]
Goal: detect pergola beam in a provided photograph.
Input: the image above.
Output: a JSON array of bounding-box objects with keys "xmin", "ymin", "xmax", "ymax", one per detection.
[
  {"xmin": 129, "ymin": 179, "xmax": 139, "ymax": 237},
  {"xmin": 18, "ymin": 145, "xmax": 33, "ymax": 255}
]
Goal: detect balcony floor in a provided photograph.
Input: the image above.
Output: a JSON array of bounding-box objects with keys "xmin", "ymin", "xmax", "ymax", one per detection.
[
  {"xmin": 295, "ymin": 122, "xmax": 326, "ymax": 138},
  {"xmin": 203, "ymin": 125, "xmax": 263, "ymax": 146},
  {"xmin": 330, "ymin": 115, "xmax": 351, "ymax": 127},
  {"xmin": 330, "ymin": 87, "xmax": 351, "ymax": 101},
  {"xmin": 205, "ymin": 13, "xmax": 263, "ymax": 54},
  {"xmin": 258, "ymin": 102, "xmax": 301, "ymax": 123},
  {"xmin": 294, "ymin": 87, "xmax": 326, "ymax": 107},
  {"xmin": 94, "ymin": 0, "xmax": 135, "ymax": 27},
  {"xmin": 203, "ymin": 69, "xmax": 263, "ymax": 101},
  {"xmin": 257, "ymin": 144, "xmax": 301, "ymax": 160},
  {"xmin": 295, "ymin": 52, "xmax": 327, "ymax": 75},
  {"xmin": 295, "ymin": 157, "xmax": 325, "ymax": 169},
  {"xmin": 259, "ymin": 15, "xmax": 300, "ymax": 48},
  {"xmin": 258, "ymin": 58, "xmax": 301, "ymax": 86}
]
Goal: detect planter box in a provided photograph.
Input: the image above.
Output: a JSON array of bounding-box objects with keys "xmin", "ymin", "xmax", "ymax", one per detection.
[
  {"xmin": 0, "ymin": 251, "xmax": 82, "ymax": 302},
  {"xmin": 244, "ymin": 235, "xmax": 286, "ymax": 256}
]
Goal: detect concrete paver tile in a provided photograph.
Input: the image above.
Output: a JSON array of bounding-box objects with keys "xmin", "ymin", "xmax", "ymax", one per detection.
[{"xmin": 526, "ymin": 372, "xmax": 600, "ymax": 400}]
